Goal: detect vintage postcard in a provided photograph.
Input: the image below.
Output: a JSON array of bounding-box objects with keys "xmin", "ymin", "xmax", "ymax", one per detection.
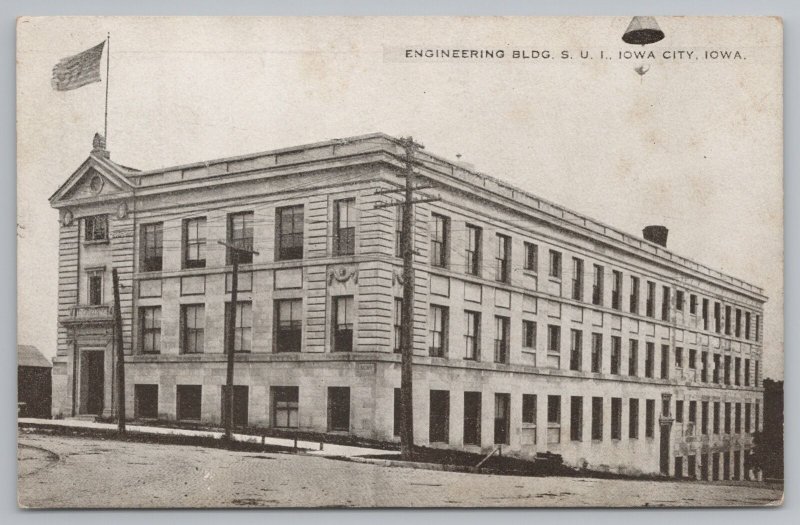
[{"xmin": 16, "ymin": 16, "xmax": 783, "ymax": 508}]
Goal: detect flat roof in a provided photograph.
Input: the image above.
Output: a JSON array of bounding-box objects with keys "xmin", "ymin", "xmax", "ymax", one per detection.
[{"xmin": 126, "ymin": 132, "xmax": 765, "ymax": 298}]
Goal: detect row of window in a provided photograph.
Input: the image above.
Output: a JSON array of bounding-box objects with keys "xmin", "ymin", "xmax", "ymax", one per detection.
[
  {"xmin": 83, "ymin": 209, "xmax": 761, "ymax": 346},
  {"xmin": 675, "ymin": 449, "xmax": 752, "ymax": 481},
  {"xmin": 138, "ymin": 297, "xmax": 354, "ymax": 354},
  {"xmin": 428, "ymin": 213, "xmax": 761, "ymax": 342},
  {"xmin": 674, "ymin": 399, "xmax": 760, "ymax": 436},
  {"xmin": 134, "ymin": 384, "xmax": 351, "ymax": 432},
  {"xmin": 422, "ymin": 305, "xmax": 761, "ymax": 387}
]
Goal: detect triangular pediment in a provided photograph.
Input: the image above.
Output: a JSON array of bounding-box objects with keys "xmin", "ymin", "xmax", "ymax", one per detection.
[{"xmin": 49, "ymin": 154, "xmax": 135, "ymax": 206}]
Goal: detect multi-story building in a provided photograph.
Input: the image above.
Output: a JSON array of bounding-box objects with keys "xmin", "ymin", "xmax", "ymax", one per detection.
[{"xmin": 49, "ymin": 133, "xmax": 766, "ymax": 479}]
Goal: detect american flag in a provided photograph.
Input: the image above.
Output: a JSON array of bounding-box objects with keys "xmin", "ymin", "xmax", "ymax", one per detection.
[{"xmin": 51, "ymin": 41, "xmax": 105, "ymax": 91}]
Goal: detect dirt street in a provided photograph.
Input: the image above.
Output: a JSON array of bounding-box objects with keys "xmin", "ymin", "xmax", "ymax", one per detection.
[{"xmin": 17, "ymin": 431, "xmax": 783, "ymax": 508}]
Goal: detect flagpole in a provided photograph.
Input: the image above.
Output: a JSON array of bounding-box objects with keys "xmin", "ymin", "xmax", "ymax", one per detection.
[{"xmin": 104, "ymin": 32, "xmax": 110, "ymax": 146}]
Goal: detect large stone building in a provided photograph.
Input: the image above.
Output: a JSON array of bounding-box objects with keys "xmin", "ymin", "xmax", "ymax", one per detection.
[{"xmin": 50, "ymin": 133, "xmax": 766, "ymax": 478}]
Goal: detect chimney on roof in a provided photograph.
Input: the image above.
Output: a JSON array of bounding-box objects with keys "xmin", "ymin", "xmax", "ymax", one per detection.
[
  {"xmin": 642, "ymin": 225, "xmax": 669, "ymax": 247},
  {"xmin": 92, "ymin": 132, "xmax": 109, "ymax": 159}
]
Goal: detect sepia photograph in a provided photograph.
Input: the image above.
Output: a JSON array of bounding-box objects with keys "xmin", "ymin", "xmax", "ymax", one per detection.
[{"xmin": 16, "ymin": 15, "xmax": 783, "ymax": 508}]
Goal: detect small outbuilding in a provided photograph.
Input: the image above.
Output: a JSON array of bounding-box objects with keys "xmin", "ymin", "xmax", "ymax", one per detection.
[{"xmin": 18, "ymin": 344, "xmax": 52, "ymax": 419}]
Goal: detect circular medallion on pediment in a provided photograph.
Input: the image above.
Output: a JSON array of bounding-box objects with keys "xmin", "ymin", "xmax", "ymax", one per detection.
[{"xmin": 89, "ymin": 174, "xmax": 104, "ymax": 194}]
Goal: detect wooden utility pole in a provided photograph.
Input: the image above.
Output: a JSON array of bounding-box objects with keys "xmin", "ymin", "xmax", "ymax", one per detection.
[
  {"xmin": 112, "ymin": 268, "xmax": 126, "ymax": 434},
  {"xmin": 217, "ymin": 241, "xmax": 259, "ymax": 443},
  {"xmin": 373, "ymin": 137, "xmax": 439, "ymax": 460}
]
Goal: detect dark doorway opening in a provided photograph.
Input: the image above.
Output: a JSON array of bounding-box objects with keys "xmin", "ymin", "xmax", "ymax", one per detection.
[
  {"xmin": 494, "ymin": 393, "xmax": 510, "ymax": 445},
  {"xmin": 134, "ymin": 384, "xmax": 158, "ymax": 419},
  {"xmin": 221, "ymin": 385, "xmax": 249, "ymax": 427},
  {"xmin": 659, "ymin": 423, "xmax": 670, "ymax": 475},
  {"xmin": 82, "ymin": 351, "xmax": 104, "ymax": 415},
  {"xmin": 176, "ymin": 385, "xmax": 202, "ymax": 420},
  {"xmin": 463, "ymin": 391, "xmax": 481, "ymax": 445},
  {"xmin": 327, "ymin": 387, "xmax": 350, "ymax": 432},
  {"xmin": 429, "ymin": 390, "xmax": 450, "ymax": 443}
]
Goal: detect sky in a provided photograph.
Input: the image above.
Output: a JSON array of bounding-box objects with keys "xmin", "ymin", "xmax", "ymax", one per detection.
[{"xmin": 16, "ymin": 16, "xmax": 783, "ymax": 378}]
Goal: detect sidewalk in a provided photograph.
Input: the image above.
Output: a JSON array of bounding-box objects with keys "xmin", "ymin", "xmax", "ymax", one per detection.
[{"xmin": 18, "ymin": 418, "xmax": 398, "ymax": 459}]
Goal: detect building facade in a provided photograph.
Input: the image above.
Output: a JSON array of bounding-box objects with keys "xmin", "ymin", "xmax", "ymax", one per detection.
[{"xmin": 50, "ymin": 133, "xmax": 766, "ymax": 478}]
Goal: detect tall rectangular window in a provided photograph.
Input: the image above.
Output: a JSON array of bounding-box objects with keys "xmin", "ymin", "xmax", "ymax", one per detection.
[
  {"xmin": 725, "ymin": 402, "xmax": 731, "ymax": 433},
  {"xmin": 724, "ymin": 355, "xmax": 731, "ymax": 385},
  {"xmin": 745, "ymin": 403, "xmax": 751, "ymax": 433},
  {"xmin": 570, "ymin": 329, "xmax": 583, "ymax": 371},
  {"xmin": 590, "ymin": 333, "xmax": 602, "ymax": 373},
  {"xmin": 675, "ymin": 346, "xmax": 684, "ymax": 369},
  {"xmin": 181, "ymin": 304, "xmax": 205, "ymax": 354},
  {"xmin": 646, "ymin": 281, "xmax": 656, "ymax": 318},
  {"xmin": 661, "ymin": 286, "xmax": 671, "ymax": 321},
  {"xmin": 755, "ymin": 315, "xmax": 760, "ymax": 341},
  {"xmin": 744, "ymin": 359, "xmax": 751, "ymax": 387},
  {"xmin": 591, "ymin": 397, "xmax": 603, "ymax": 440},
  {"xmin": 524, "ymin": 241, "xmax": 538, "ymax": 272},
  {"xmin": 495, "ymin": 316, "xmax": 510, "ymax": 364},
  {"xmin": 465, "ymin": 225, "xmax": 481, "ymax": 276},
  {"xmin": 548, "ymin": 324, "xmax": 561, "ymax": 354},
  {"xmin": 660, "ymin": 344, "xmax": 670, "ymax": 379},
  {"xmin": 566, "ymin": 257, "xmax": 582, "ymax": 301},
  {"xmin": 328, "ymin": 387, "xmax": 351, "ymax": 432},
  {"xmin": 713, "ymin": 354, "xmax": 721, "ymax": 383},
  {"xmin": 429, "ymin": 305, "xmax": 448, "ymax": 358},
  {"xmin": 646, "ymin": 399, "xmax": 655, "ymax": 438},
  {"xmin": 140, "ymin": 222, "xmax": 163, "ymax": 272},
  {"xmin": 495, "ymin": 234, "xmax": 511, "ymax": 283},
  {"xmin": 333, "ymin": 199, "xmax": 356, "ymax": 256},
  {"xmin": 547, "ymin": 395, "xmax": 561, "ymax": 444},
  {"xmin": 629, "ymin": 276, "xmax": 640, "ymax": 314},
  {"xmin": 549, "ymin": 250, "xmax": 562, "ymax": 278},
  {"xmin": 430, "ymin": 214, "xmax": 449, "ymax": 268},
  {"xmin": 429, "ymin": 390, "xmax": 450, "ymax": 443},
  {"xmin": 494, "ymin": 393, "xmax": 510, "ymax": 445},
  {"xmin": 522, "ymin": 320, "xmax": 536, "ymax": 350},
  {"xmin": 139, "ymin": 306, "xmax": 161, "ymax": 354},
  {"xmin": 628, "ymin": 339, "xmax": 639, "ymax": 376},
  {"xmin": 228, "ymin": 211, "xmax": 255, "ymax": 264},
  {"xmin": 183, "ymin": 217, "xmax": 207, "ymax": 269},
  {"xmin": 713, "ymin": 402, "xmax": 720, "ymax": 434},
  {"xmin": 629, "ymin": 399, "xmax": 639, "ymax": 438},
  {"xmin": 701, "ymin": 351, "xmax": 708, "ymax": 382},
  {"xmin": 272, "ymin": 386, "xmax": 299, "ymax": 428},
  {"xmin": 275, "ymin": 299, "xmax": 302, "ymax": 353},
  {"xmin": 463, "ymin": 392, "xmax": 481, "ymax": 445},
  {"xmin": 570, "ymin": 396, "xmax": 583, "ymax": 441},
  {"xmin": 87, "ymin": 269, "xmax": 103, "ymax": 305},
  {"xmin": 393, "ymin": 298, "xmax": 403, "ymax": 353},
  {"xmin": 701, "ymin": 401, "xmax": 709, "ymax": 435},
  {"xmin": 756, "ymin": 402, "xmax": 760, "ymax": 431},
  {"xmin": 225, "ymin": 301, "xmax": 252, "ymax": 353},
  {"xmin": 734, "ymin": 357, "xmax": 741, "ymax": 386},
  {"xmin": 676, "ymin": 290, "xmax": 684, "ymax": 312},
  {"xmin": 735, "ymin": 403, "xmax": 742, "ymax": 433},
  {"xmin": 735, "ymin": 309, "xmax": 742, "ymax": 338},
  {"xmin": 84, "ymin": 215, "xmax": 108, "ymax": 241},
  {"xmin": 714, "ymin": 302, "xmax": 722, "ymax": 333},
  {"xmin": 702, "ymin": 298, "xmax": 709, "ymax": 330},
  {"xmin": 645, "ymin": 342, "xmax": 654, "ymax": 378},
  {"xmin": 610, "ymin": 336, "xmax": 621, "ymax": 374},
  {"xmin": 611, "ymin": 398, "xmax": 622, "ymax": 440},
  {"xmin": 464, "ymin": 310, "xmax": 480, "ymax": 360},
  {"xmin": 275, "ymin": 206, "xmax": 303, "ymax": 261},
  {"xmin": 611, "ymin": 270, "xmax": 622, "ymax": 310},
  {"xmin": 592, "ymin": 264, "xmax": 604, "ymax": 306},
  {"xmin": 690, "ymin": 294, "xmax": 698, "ymax": 315},
  {"xmin": 676, "ymin": 400, "xmax": 684, "ymax": 423},
  {"xmin": 688, "ymin": 348, "xmax": 696, "ymax": 370},
  {"xmin": 755, "ymin": 360, "xmax": 760, "ymax": 387},
  {"xmin": 689, "ymin": 400, "xmax": 697, "ymax": 425},
  {"xmin": 745, "ymin": 312, "xmax": 751, "ymax": 340},
  {"xmin": 522, "ymin": 394, "xmax": 537, "ymax": 425},
  {"xmin": 333, "ymin": 296, "xmax": 354, "ymax": 352},
  {"xmin": 724, "ymin": 305, "xmax": 732, "ymax": 335}
]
